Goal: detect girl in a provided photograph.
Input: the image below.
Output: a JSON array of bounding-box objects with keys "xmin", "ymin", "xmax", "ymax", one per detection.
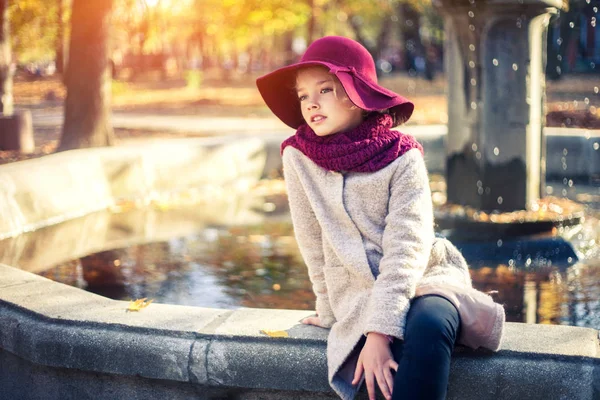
[{"xmin": 256, "ymin": 36, "xmax": 504, "ymax": 400}]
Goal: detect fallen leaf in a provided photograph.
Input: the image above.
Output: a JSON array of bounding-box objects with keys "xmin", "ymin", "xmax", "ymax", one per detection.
[
  {"xmin": 127, "ymin": 298, "xmax": 154, "ymax": 312},
  {"xmin": 260, "ymin": 329, "xmax": 289, "ymax": 338}
]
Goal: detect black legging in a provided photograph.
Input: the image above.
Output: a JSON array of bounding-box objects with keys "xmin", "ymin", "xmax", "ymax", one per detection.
[{"xmin": 390, "ymin": 295, "xmax": 460, "ymax": 400}]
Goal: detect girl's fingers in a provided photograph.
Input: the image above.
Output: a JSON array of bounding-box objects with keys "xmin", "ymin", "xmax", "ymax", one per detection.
[
  {"xmin": 365, "ymin": 372, "xmax": 376, "ymax": 400},
  {"xmin": 352, "ymin": 361, "xmax": 364, "ymax": 385},
  {"xmin": 301, "ymin": 316, "xmax": 319, "ymax": 326},
  {"xmin": 389, "ymin": 360, "xmax": 399, "ymax": 372},
  {"xmin": 375, "ymin": 371, "xmax": 392, "ymax": 400},
  {"xmin": 383, "ymin": 366, "xmax": 395, "ymax": 397}
]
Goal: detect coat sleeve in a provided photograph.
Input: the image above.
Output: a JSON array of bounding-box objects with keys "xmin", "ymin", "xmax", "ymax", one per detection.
[
  {"xmin": 282, "ymin": 150, "xmax": 336, "ymax": 328},
  {"xmin": 363, "ymin": 150, "xmax": 434, "ymax": 338}
]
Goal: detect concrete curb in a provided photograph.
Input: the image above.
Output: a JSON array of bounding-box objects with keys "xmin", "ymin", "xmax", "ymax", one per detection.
[
  {"xmin": 1, "ymin": 128, "xmax": 596, "ymax": 241},
  {"xmin": 0, "ymin": 137, "xmax": 267, "ymax": 240},
  {"xmin": 0, "ymin": 265, "xmax": 599, "ymax": 399}
]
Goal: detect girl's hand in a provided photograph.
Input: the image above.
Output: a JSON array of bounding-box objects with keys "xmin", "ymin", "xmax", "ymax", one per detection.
[
  {"xmin": 352, "ymin": 332, "xmax": 398, "ymax": 400},
  {"xmin": 301, "ymin": 313, "xmax": 326, "ymax": 327}
]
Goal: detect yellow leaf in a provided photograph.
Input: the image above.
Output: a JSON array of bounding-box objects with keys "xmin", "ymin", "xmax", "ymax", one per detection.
[
  {"xmin": 260, "ymin": 329, "xmax": 289, "ymax": 338},
  {"xmin": 127, "ymin": 298, "xmax": 154, "ymax": 312}
]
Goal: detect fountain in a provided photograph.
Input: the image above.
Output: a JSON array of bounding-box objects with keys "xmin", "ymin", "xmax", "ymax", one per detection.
[{"xmin": 432, "ymin": 0, "xmax": 586, "ymax": 266}]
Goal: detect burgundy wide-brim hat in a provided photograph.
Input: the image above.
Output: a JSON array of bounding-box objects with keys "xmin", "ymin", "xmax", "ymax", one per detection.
[{"xmin": 256, "ymin": 36, "xmax": 414, "ymax": 129}]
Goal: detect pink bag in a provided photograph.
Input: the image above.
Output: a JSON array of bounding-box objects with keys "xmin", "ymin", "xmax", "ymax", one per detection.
[{"xmin": 415, "ymin": 284, "xmax": 505, "ymax": 351}]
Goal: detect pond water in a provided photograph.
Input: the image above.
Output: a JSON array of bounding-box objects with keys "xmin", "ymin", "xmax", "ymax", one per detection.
[{"xmin": 9, "ymin": 178, "xmax": 600, "ymax": 329}]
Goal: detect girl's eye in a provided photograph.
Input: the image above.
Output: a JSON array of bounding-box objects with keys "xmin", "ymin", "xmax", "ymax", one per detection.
[
  {"xmin": 298, "ymin": 94, "xmax": 308, "ymax": 101},
  {"xmin": 320, "ymin": 88, "xmax": 333, "ymax": 94}
]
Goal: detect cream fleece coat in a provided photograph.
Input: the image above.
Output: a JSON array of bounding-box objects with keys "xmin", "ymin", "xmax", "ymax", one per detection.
[{"xmin": 283, "ymin": 147, "xmax": 475, "ymax": 400}]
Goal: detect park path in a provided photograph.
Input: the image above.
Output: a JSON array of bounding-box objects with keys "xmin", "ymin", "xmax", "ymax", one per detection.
[{"xmin": 29, "ymin": 108, "xmax": 449, "ymax": 138}]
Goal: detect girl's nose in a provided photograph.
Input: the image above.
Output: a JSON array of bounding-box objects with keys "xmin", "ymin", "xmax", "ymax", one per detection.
[{"xmin": 306, "ymin": 100, "xmax": 319, "ymax": 110}]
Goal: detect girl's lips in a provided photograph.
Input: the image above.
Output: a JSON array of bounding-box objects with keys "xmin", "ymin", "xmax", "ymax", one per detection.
[{"xmin": 311, "ymin": 115, "xmax": 326, "ymax": 123}]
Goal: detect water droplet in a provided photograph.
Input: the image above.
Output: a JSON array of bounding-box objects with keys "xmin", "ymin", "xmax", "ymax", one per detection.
[
  {"xmin": 562, "ymin": 188, "xmax": 567, "ymax": 196},
  {"xmin": 476, "ymin": 180, "xmax": 482, "ymax": 187},
  {"xmin": 497, "ymin": 239, "xmax": 503, "ymax": 247},
  {"xmin": 497, "ymin": 196, "xmax": 503, "ymax": 204},
  {"xmin": 563, "ymin": 148, "xmax": 568, "ymax": 156},
  {"xmin": 470, "ymin": 78, "xmax": 477, "ymax": 86},
  {"xmin": 567, "ymin": 257, "xmax": 573, "ymax": 263},
  {"xmin": 493, "ymin": 147, "xmax": 500, "ymax": 155},
  {"xmin": 545, "ymin": 186, "xmax": 553, "ymax": 194},
  {"xmin": 512, "ymin": 63, "xmax": 518, "ymax": 71},
  {"xmin": 568, "ymin": 179, "xmax": 573, "ymax": 187},
  {"xmin": 469, "ymin": 24, "xmax": 475, "ymax": 31},
  {"xmin": 472, "ymin": 143, "xmax": 478, "ymax": 151},
  {"xmin": 592, "ymin": 62, "xmax": 596, "ymax": 69},
  {"xmin": 594, "ymin": 7, "xmax": 598, "ymax": 13},
  {"xmin": 478, "ymin": 187, "xmax": 484, "ymax": 195},
  {"xmin": 492, "ymin": 59, "xmax": 499, "ymax": 66},
  {"xmin": 557, "ymin": 54, "xmax": 562, "ymax": 61},
  {"xmin": 468, "ymin": 11, "xmax": 475, "ymax": 17},
  {"xmin": 563, "ymin": 177, "xmax": 568, "ymax": 184},
  {"xmin": 584, "ymin": 97, "xmax": 590, "ymax": 104},
  {"xmin": 593, "ymin": 142, "xmax": 599, "ymax": 150},
  {"xmin": 469, "ymin": 61, "xmax": 475, "ymax": 68},
  {"xmin": 475, "ymin": 151, "xmax": 482, "ymax": 159},
  {"xmin": 595, "ymin": 87, "xmax": 599, "ymax": 94},
  {"xmin": 557, "ymin": 38, "xmax": 563, "ymax": 45},
  {"xmin": 471, "ymin": 101, "xmax": 477, "ymax": 110},
  {"xmin": 469, "ymin": 44, "xmax": 476, "ymax": 51},
  {"xmin": 525, "ymin": 258, "xmax": 532, "ymax": 267},
  {"xmin": 485, "ymin": 187, "xmax": 491, "ymax": 194},
  {"xmin": 569, "ymin": 21, "xmax": 575, "ymax": 28},
  {"xmin": 508, "ymin": 259, "xmax": 515, "ymax": 267}
]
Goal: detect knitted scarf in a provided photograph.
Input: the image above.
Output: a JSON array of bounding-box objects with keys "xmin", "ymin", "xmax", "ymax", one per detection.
[{"xmin": 281, "ymin": 113, "xmax": 423, "ymax": 173}]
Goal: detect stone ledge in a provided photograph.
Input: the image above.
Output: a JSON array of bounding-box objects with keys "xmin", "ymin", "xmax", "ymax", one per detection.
[
  {"xmin": 1, "ymin": 265, "xmax": 599, "ymax": 399},
  {"xmin": 0, "ymin": 137, "xmax": 267, "ymax": 240}
]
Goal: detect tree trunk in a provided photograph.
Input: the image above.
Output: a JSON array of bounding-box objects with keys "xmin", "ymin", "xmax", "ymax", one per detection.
[
  {"xmin": 55, "ymin": 0, "xmax": 65, "ymax": 75},
  {"xmin": 0, "ymin": 0, "xmax": 13, "ymax": 115},
  {"xmin": 347, "ymin": 13, "xmax": 371, "ymax": 54},
  {"xmin": 59, "ymin": 0, "xmax": 114, "ymax": 151},
  {"xmin": 374, "ymin": 17, "xmax": 392, "ymax": 61},
  {"xmin": 307, "ymin": 0, "xmax": 317, "ymax": 44}
]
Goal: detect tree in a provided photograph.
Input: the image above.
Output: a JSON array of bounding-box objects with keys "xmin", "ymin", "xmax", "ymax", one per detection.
[
  {"xmin": 0, "ymin": 0, "xmax": 12, "ymax": 115},
  {"xmin": 55, "ymin": 0, "xmax": 66, "ymax": 75},
  {"xmin": 58, "ymin": 0, "xmax": 114, "ymax": 151},
  {"xmin": 9, "ymin": 0, "xmax": 60, "ymax": 63}
]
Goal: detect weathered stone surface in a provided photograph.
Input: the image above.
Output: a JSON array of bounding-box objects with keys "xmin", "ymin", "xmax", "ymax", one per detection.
[
  {"xmin": 435, "ymin": 0, "xmax": 565, "ymax": 210},
  {"xmin": 0, "ymin": 137, "xmax": 266, "ymax": 240},
  {"xmin": 1, "ymin": 265, "xmax": 599, "ymax": 399}
]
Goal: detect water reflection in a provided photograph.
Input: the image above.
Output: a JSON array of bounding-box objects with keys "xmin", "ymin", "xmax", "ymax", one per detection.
[{"xmin": 27, "ymin": 181, "xmax": 600, "ymax": 330}]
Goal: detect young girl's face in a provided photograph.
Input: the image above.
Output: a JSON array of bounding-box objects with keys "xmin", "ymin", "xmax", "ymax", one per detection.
[{"xmin": 296, "ymin": 67, "xmax": 364, "ymax": 136}]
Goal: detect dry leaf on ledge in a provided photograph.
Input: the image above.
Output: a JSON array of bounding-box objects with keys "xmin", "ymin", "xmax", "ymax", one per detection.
[
  {"xmin": 127, "ymin": 298, "xmax": 154, "ymax": 312},
  {"xmin": 260, "ymin": 329, "xmax": 289, "ymax": 338}
]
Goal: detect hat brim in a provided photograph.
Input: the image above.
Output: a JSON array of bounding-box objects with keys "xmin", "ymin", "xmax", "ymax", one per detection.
[{"xmin": 256, "ymin": 61, "xmax": 414, "ymax": 129}]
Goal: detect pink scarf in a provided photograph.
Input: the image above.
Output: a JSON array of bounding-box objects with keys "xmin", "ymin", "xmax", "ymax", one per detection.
[{"xmin": 281, "ymin": 114, "xmax": 423, "ymax": 173}]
